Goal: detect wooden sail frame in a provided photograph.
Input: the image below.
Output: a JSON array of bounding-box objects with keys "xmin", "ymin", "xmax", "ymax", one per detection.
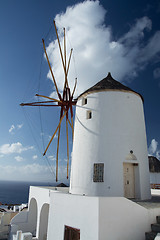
[{"xmin": 20, "ymin": 21, "xmax": 77, "ymax": 181}]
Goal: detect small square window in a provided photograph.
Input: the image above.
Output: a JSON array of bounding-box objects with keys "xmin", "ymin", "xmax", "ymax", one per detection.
[
  {"xmin": 82, "ymin": 97, "xmax": 87, "ymax": 105},
  {"xmin": 86, "ymin": 110, "xmax": 92, "ymax": 119},
  {"xmin": 93, "ymin": 163, "xmax": 104, "ymax": 182}
]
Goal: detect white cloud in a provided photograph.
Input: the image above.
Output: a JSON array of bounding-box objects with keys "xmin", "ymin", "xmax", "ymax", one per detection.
[
  {"xmin": 148, "ymin": 139, "xmax": 158, "ymax": 155},
  {"xmin": 33, "ymin": 155, "xmax": 38, "ymax": 160},
  {"xmin": 17, "ymin": 124, "xmax": 23, "ymax": 129},
  {"xmin": 138, "ymin": 31, "xmax": 160, "ymax": 64},
  {"xmin": 54, "ymin": 134, "xmax": 58, "ymax": 139},
  {"xmin": 9, "ymin": 125, "xmax": 15, "ymax": 133},
  {"xmin": 153, "ymin": 68, "xmax": 160, "ymax": 79},
  {"xmin": 49, "ymin": 91, "xmax": 59, "ymax": 99},
  {"xmin": 0, "ymin": 142, "xmax": 34, "ymax": 155},
  {"xmin": 15, "ymin": 156, "xmax": 24, "ymax": 162},
  {"xmin": 0, "ymin": 163, "xmax": 69, "ymax": 182},
  {"xmin": 48, "ymin": 155, "xmax": 56, "ymax": 161},
  {"xmin": 0, "ymin": 163, "xmax": 51, "ymax": 181},
  {"xmin": 44, "ymin": 0, "xmax": 160, "ymax": 97},
  {"xmin": 48, "ymin": 134, "xmax": 58, "ymax": 140},
  {"xmin": 119, "ymin": 17, "xmax": 152, "ymax": 46},
  {"xmin": 9, "ymin": 123, "xmax": 23, "ymax": 134},
  {"xmin": 148, "ymin": 139, "xmax": 160, "ymax": 160}
]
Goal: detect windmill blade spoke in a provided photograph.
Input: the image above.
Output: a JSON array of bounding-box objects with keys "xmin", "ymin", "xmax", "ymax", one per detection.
[
  {"xmin": 71, "ymin": 78, "xmax": 77, "ymax": 98},
  {"xmin": 25, "ymin": 100, "xmax": 57, "ymax": 104},
  {"xmin": 53, "ymin": 21, "xmax": 68, "ymax": 83},
  {"xmin": 69, "ymin": 104, "xmax": 74, "ymax": 140},
  {"xmin": 20, "ymin": 101, "xmax": 61, "ymax": 107},
  {"xmin": 67, "ymin": 119, "xmax": 72, "ymax": 128},
  {"xmin": 64, "ymin": 27, "xmax": 69, "ymax": 89},
  {"xmin": 71, "ymin": 117, "xmax": 74, "ymax": 141},
  {"xmin": 66, "ymin": 48, "xmax": 73, "ymax": 76},
  {"xmin": 66, "ymin": 117, "xmax": 69, "ymax": 179},
  {"xmin": 64, "ymin": 27, "xmax": 66, "ymax": 72},
  {"xmin": 42, "ymin": 39, "xmax": 61, "ymax": 100},
  {"xmin": 20, "ymin": 103, "xmax": 61, "ymax": 107},
  {"xmin": 35, "ymin": 94, "xmax": 62, "ymax": 103},
  {"xmin": 43, "ymin": 110, "xmax": 67, "ymax": 156},
  {"xmin": 67, "ymin": 116, "xmax": 74, "ymax": 141},
  {"xmin": 56, "ymin": 126, "xmax": 61, "ymax": 182},
  {"xmin": 53, "ymin": 21, "xmax": 65, "ymax": 68},
  {"xmin": 63, "ymin": 48, "xmax": 73, "ymax": 90}
]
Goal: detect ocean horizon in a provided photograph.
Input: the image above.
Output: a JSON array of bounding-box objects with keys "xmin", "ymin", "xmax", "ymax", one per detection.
[{"xmin": 0, "ymin": 180, "xmax": 56, "ymax": 205}]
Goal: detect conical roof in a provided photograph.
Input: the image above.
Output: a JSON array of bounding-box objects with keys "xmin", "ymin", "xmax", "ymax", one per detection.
[{"xmin": 78, "ymin": 72, "xmax": 143, "ymax": 101}]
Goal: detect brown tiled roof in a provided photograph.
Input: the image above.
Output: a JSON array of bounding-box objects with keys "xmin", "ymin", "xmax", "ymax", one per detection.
[{"xmin": 78, "ymin": 72, "xmax": 143, "ymax": 101}]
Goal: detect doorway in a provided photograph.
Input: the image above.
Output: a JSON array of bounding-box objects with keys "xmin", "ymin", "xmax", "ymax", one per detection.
[
  {"xmin": 64, "ymin": 225, "xmax": 80, "ymax": 240},
  {"xmin": 39, "ymin": 203, "xmax": 49, "ymax": 240},
  {"xmin": 123, "ymin": 163, "xmax": 135, "ymax": 198}
]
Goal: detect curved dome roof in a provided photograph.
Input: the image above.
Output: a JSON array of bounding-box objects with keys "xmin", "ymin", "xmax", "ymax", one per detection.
[{"xmin": 78, "ymin": 72, "xmax": 143, "ymax": 101}]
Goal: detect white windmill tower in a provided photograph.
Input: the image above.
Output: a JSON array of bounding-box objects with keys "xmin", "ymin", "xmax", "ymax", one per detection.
[{"xmin": 70, "ymin": 72, "xmax": 151, "ymax": 200}]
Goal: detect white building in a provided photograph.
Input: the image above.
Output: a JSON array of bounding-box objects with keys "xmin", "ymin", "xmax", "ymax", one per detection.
[
  {"xmin": 149, "ymin": 156, "xmax": 160, "ymax": 187},
  {"xmin": 10, "ymin": 73, "xmax": 160, "ymax": 240},
  {"xmin": 70, "ymin": 72, "xmax": 150, "ymax": 200}
]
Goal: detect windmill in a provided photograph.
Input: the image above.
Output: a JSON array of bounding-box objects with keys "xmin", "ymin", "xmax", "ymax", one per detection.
[{"xmin": 20, "ymin": 21, "xmax": 77, "ymax": 182}]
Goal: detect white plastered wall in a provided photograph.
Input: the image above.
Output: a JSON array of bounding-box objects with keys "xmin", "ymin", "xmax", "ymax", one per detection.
[
  {"xmin": 70, "ymin": 91, "xmax": 151, "ymax": 200},
  {"xmin": 10, "ymin": 198, "xmax": 37, "ymax": 235},
  {"xmin": 150, "ymin": 173, "xmax": 160, "ymax": 184},
  {"xmin": 47, "ymin": 192, "xmax": 160, "ymax": 240},
  {"xmin": 47, "ymin": 192, "xmax": 99, "ymax": 240},
  {"xmin": 99, "ymin": 197, "xmax": 149, "ymax": 240},
  {"xmin": 28, "ymin": 187, "xmax": 51, "ymax": 238}
]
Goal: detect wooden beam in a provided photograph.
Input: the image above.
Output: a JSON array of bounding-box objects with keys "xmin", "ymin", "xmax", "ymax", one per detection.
[
  {"xmin": 56, "ymin": 126, "xmax": 61, "ymax": 182},
  {"xmin": 66, "ymin": 117, "xmax": 69, "ymax": 179},
  {"xmin": 43, "ymin": 110, "xmax": 67, "ymax": 156},
  {"xmin": 35, "ymin": 94, "xmax": 62, "ymax": 103},
  {"xmin": 42, "ymin": 39, "xmax": 61, "ymax": 100}
]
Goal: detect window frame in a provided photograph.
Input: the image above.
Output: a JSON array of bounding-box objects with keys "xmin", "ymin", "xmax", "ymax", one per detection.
[
  {"xmin": 82, "ymin": 97, "xmax": 87, "ymax": 106},
  {"xmin": 86, "ymin": 110, "xmax": 92, "ymax": 119},
  {"xmin": 93, "ymin": 163, "xmax": 104, "ymax": 182}
]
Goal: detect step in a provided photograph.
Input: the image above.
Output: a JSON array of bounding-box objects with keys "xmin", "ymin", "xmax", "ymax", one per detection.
[
  {"xmin": 157, "ymin": 216, "xmax": 160, "ymax": 224},
  {"xmin": 151, "ymin": 223, "xmax": 160, "ymax": 233},
  {"xmin": 145, "ymin": 232, "xmax": 157, "ymax": 240}
]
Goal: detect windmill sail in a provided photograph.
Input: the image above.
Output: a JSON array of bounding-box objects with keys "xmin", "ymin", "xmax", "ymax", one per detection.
[{"xmin": 20, "ymin": 21, "xmax": 77, "ymax": 181}]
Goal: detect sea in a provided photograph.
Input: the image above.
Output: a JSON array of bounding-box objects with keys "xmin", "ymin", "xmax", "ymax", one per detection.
[{"xmin": 0, "ymin": 180, "xmax": 55, "ymax": 205}]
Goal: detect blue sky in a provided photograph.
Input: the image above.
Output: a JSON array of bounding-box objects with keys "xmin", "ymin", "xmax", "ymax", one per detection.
[{"xmin": 0, "ymin": 0, "xmax": 160, "ymax": 183}]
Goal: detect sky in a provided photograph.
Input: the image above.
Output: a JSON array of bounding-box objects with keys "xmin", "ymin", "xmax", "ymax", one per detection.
[{"xmin": 0, "ymin": 0, "xmax": 160, "ymax": 183}]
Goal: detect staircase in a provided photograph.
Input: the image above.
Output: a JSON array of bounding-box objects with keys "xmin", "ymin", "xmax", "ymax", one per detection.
[{"xmin": 146, "ymin": 216, "xmax": 160, "ymax": 240}]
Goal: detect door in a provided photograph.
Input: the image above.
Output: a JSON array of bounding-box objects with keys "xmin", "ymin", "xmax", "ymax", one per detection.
[{"xmin": 123, "ymin": 163, "xmax": 135, "ymax": 198}]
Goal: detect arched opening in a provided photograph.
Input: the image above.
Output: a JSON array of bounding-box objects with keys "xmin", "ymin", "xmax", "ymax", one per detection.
[
  {"xmin": 28, "ymin": 198, "xmax": 38, "ymax": 236},
  {"xmin": 38, "ymin": 203, "xmax": 49, "ymax": 240}
]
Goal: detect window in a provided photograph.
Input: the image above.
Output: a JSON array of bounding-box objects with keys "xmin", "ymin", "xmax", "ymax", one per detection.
[
  {"xmin": 82, "ymin": 97, "xmax": 87, "ymax": 105},
  {"xmin": 64, "ymin": 225, "xmax": 80, "ymax": 240},
  {"xmin": 93, "ymin": 163, "xmax": 104, "ymax": 182},
  {"xmin": 86, "ymin": 110, "xmax": 92, "ymax": 119}
]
